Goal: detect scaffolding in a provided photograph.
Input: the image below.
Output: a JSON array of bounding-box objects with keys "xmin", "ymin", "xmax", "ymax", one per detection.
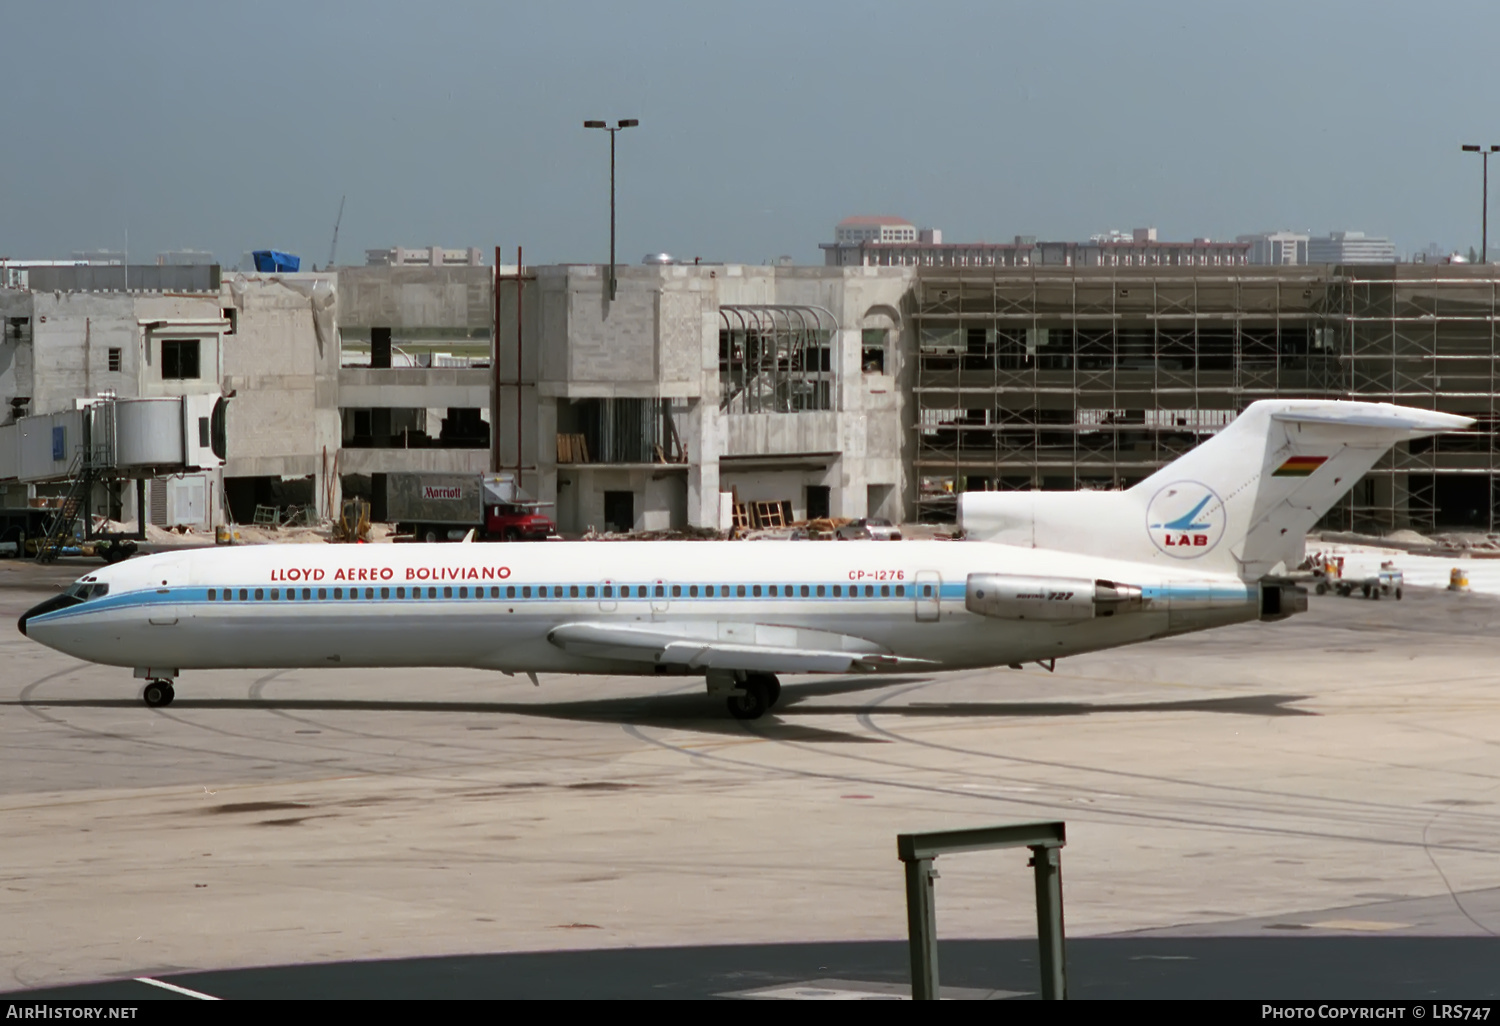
[
  {"xmin": 912, "ymin": 265, "xmax": 1500, "ymax": 531},
  {"xmin": 913, "ymin": 266, "xmax": 1338, "ymax": 521},
  {"xmin": 1326, "ymin": 267, "xmax": 1500, "ymax": 532}
]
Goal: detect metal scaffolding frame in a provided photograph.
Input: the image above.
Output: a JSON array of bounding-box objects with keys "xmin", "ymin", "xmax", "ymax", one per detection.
[
  {"xmin": 913, "ymin": 267, "xmax": 1338, "ymax": 522},
  {"xmin": 912, "ymin": 265, "xmax": 1500, "ymax": 532},
  {"xmin": 1326, "ymin": 270, "xmax": 1500, "ymax": 531}
]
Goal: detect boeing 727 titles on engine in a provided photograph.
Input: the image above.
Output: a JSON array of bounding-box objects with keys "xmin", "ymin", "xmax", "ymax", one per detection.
[{"xmin": 19, "ymin": 400, "xmax": 1471, "ymax": 719}]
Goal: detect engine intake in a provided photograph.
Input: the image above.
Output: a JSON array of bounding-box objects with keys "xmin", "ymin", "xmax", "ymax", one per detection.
[{"xmin": 965, "ymin": 574, "xmax": 1144, "ymax": 622}]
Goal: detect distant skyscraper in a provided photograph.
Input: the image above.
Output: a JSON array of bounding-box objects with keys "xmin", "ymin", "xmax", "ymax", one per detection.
[
  {"xmin": 1238, "ymin": 231, "xmax": 1310, "ymax": 265},
  {"xmin": 1307, "ymin": 231, "xmax": 1396, "ymax": 264}
]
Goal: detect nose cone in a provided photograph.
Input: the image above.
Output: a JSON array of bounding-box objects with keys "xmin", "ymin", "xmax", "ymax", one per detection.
[{"xmin": 17, "ymin": 592, "xmax": 83, "ymax": 637}]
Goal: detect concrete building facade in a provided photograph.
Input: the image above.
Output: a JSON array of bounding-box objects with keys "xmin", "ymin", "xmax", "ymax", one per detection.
[
  {"xmin": 1308, "ymin": 231, "xmax": 1397, "ymax": 264},
  {"xmin": 1239, "ymin": 231, "xmax": 1311, "ymax": 265},
  {"xmin": 491, "ymin": 263, "xmax": 914, "ymax": 534}
]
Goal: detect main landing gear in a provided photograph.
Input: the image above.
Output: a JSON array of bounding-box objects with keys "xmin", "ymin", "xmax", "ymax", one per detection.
[
  {"xmin": 722, "ymin": 672, "xmax": 781, "ymax": 721},
  {"xmin": 141, "ymin": 680, "xmax": 176, "ymax": 707}
]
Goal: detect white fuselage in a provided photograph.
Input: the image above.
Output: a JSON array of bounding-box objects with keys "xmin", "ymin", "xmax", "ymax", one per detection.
[{"xmin": 23, "ymin": 541, "xmax": 1263, "ymax": 679}]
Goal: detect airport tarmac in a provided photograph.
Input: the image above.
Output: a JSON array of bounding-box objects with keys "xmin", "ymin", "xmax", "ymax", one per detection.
[{"xmin": 4, "ymin": 555, "xmax": 1500, "ymax": 998}]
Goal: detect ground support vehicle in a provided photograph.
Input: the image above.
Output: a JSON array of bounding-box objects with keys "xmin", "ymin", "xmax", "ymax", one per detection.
[{"xmin": 387, "ymin": 472, "xmax": 555, "ymax": 543}]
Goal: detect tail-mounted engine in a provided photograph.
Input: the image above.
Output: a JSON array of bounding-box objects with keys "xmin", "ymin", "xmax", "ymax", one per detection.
[{"xmin": 965, "ymin": 574, "xmax": 1144, "ymax": 622}]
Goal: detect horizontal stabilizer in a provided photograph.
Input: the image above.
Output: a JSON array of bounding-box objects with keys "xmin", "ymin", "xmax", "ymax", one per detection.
[{"xmin": 961, "ymin": 399, "xmax": 1475, "ymax": 579}]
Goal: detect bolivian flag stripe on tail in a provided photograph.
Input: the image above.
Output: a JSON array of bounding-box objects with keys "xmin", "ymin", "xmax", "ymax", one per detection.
[{"xmin": 1273, "ymin": 455, "xmax": 1327, "ymax": 477}]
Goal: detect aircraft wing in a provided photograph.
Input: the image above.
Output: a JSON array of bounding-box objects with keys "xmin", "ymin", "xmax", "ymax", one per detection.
[{"xmin": 546, "ymin": 622, "xmax": 934, "ymax": 674}]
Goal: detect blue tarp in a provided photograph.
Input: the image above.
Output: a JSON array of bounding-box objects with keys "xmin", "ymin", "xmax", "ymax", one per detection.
[{"xmin": 251, "ymin": 250, "xmax": 301, "ymax": 273}]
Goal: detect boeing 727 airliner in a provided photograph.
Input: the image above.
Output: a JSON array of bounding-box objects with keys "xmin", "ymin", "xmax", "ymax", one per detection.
[{"xmin": 18, "ymin": 400, "xmax": 1471, "ymax": 719}]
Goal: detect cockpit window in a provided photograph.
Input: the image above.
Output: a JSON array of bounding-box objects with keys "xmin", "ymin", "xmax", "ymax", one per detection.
[{"xmin": 66, "ymin": 583, "xmax": 109, "ymax": 600}]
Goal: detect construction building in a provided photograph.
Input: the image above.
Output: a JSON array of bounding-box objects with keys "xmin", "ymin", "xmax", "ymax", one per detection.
[
  {"xmin": 7, "ymin": 250, "xmax": 1500, "ymax": 542},
  {"xmin": 912, "ymin": 263, "xmax": 1500, "ymax": 532}
]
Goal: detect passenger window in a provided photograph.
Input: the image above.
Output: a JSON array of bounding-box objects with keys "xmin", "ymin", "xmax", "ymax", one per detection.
[
  {"xmin": 601, "ymin": 585, "xmax": 612, "ymax": 598},
  {"xmin": 881, "ymin": 585, "xmax": 890, "ymax": 597},
  {"xmin": 655, "ymin": 585, "xmax": 665, "ymax": 598},
  {"xmin": 832, "ymin": 585, "xmax": 841, "ymax": 597},
  {"xmin": 254, "ymin": 588, "xmax": 264, "ymax": 600},
  {"xmin": 736, "ymin": 585, "xmax": 746, "ymax": 598},
  {"xmin": 671, "ymin": 585, "xmax": 681, "ymax": 598},
  {"xmin": 269, "ymin": 588, "xmax": 279, "ymax": 600},
  {"xmin": 704, "ymin": 585, "xmax": 714, "ymax": 597},
  {"xmin": 302, "ymin": 588, "xmax": 312, "ymax": 600},
  {"xmin": 922, "ymin": 585, "xmax": 932, "ymax": 597},
  {"xmin": 396, "ymin": 587, "xmax": 405, "ymax": 599},
  {"xmin": 318, "ymin": 588, "xmax": 327, "ymax": 600},
  {"xmin": 816, "ymin": 585, "xmax": 825, "ymax": 597},
  {"xmin": 895, "ymin": 585, "xmax": 905, "ymax": 597},
  {"xmin": 801, "ymin": 585, "xmax": 810, "ymax": 597},
  {"xmin": 865, "ymin": 585, "xmax": 874, "ymax": 597},
  {"xmin": 767, "ymin": 585, "xmax": 777, "ymax": 597},
  {"xmin": 522, "ymin": 586, "xmax": 532, "ymax": 598},
  {"xmin": 379, "ymin": 587, "xmax": 388, "ymax": 599},
  {"xmin": 689, "ymin": 585, "xmax": 698, "ymax": 597},
  {"xmin": 586, "ymin": 586, "xmax": 596, "ymax": 598},
  {"xmin": 365, "ymin": 588, "xmax": 374, "ymax": 599},
  {"xmin": 458, "ymin": 587, "xmax": 467, "ymax": 599},
  {"xmin": 207, "ymin": 589, "xmax": 216, "ymax": 600},
  {"xmin": 443, "ymin": 587, "xmax": 453, "ymax": 599},
  {"xmin": 507, "ymin": 586, "xmax": 516, "ymax": 598},
  {"xmin": 332, "ymin": 588, "xmax": 341, "ymax": 599},
  {"xmin": 239, "ymin": 589, "xmax": 248, "ymax": 601},
  {"xmin": 285, "ymin": 590, "xmax": 295, "ymax": 601},
  {"xmin": 491, "ymin": 587, "xmax": 500, "ymax": 598},
  {"xmin": 554, "ymin": 586, "xmax": 564, "ymax": 598},
  {"xmin": 428, "ymin": 587, "xmax": 437, "ymax": 598},
  {"xmin": 569, "ymin": 585, "xmax": 579, "ymax": 598},
  {"xmin": 752, "ymin": 585, "xmax": 762, "ymax": 597}
]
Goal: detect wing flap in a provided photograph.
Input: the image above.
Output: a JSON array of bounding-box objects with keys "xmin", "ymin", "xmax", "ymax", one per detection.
[{"xmin": 547, "ymin": 621, "xmax": 930, "ymax": 674}]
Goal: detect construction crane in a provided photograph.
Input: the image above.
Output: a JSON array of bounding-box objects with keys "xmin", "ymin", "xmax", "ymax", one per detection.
[{"xmin": 326, "ymin": 194, "xmax": 345, "ymax": 270}]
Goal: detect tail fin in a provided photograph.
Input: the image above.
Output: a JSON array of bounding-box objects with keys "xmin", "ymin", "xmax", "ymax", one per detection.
[{"xmin": 959, "ymin": 400, "xmax": 1473, "ymax": 579}]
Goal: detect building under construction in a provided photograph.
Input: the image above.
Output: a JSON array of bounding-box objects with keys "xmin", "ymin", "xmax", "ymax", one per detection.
[{"xmin": 913, "ymin": 264, "xmax": 1500, "ymax": 532}]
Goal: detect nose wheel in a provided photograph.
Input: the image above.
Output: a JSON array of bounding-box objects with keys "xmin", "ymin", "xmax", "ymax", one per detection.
[{"xmin": 142, "ymin": 680, "xmax": 176, "ymax": 707}]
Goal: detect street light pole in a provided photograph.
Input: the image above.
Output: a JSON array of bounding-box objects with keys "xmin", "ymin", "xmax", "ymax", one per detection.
[
  {"xmin": 584, "ymin": 118, "xmax": 639, "ymax": 300},
  {"xmin": 1461, "ymin": 144, "xmax": 1500, "ymax": 263}
]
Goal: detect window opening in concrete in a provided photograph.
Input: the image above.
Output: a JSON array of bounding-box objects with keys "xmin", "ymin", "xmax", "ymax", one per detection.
[
  {"xmin": 223, "ymin": 308, "xmax": 237, "ymax": 335},
  {"xmin": 806, "ymin": 485, "xmax": 831, "ymax": 520},
  {"xmin": 370, "ymin": 327, "xmax": 392, "ymax": 369},
  {"xmin": 862, "ymin": 328, "xmax": 888, "ymax": 373},
  {"xmin": 557, "ymin": 398, "xmax": 686, "ymax": 464},
  {"xmin": 719, "ymin": 304, "xmax": 838, "ymax": 414},
  {"xmin": 107, "ymin": 348, "xmax": 122, "ymax": 372},
  {"xmin": 603, "ymin": 491, "xmax": 634, "ymax": 532},
  {"xmin": 161, "ymin": 339, "xmax": 201, "ymax": 380}
]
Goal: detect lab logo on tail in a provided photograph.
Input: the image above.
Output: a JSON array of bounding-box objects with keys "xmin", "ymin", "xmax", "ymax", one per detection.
[{"xmin": 1146, "ymin": 481, "xmax": 1227, "ymax": 558}]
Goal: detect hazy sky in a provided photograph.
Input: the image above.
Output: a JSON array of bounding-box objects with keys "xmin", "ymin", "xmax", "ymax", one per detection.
[{"xmin": 3, "ymin": 0, "xmax": 1499, "ymax": 266}]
